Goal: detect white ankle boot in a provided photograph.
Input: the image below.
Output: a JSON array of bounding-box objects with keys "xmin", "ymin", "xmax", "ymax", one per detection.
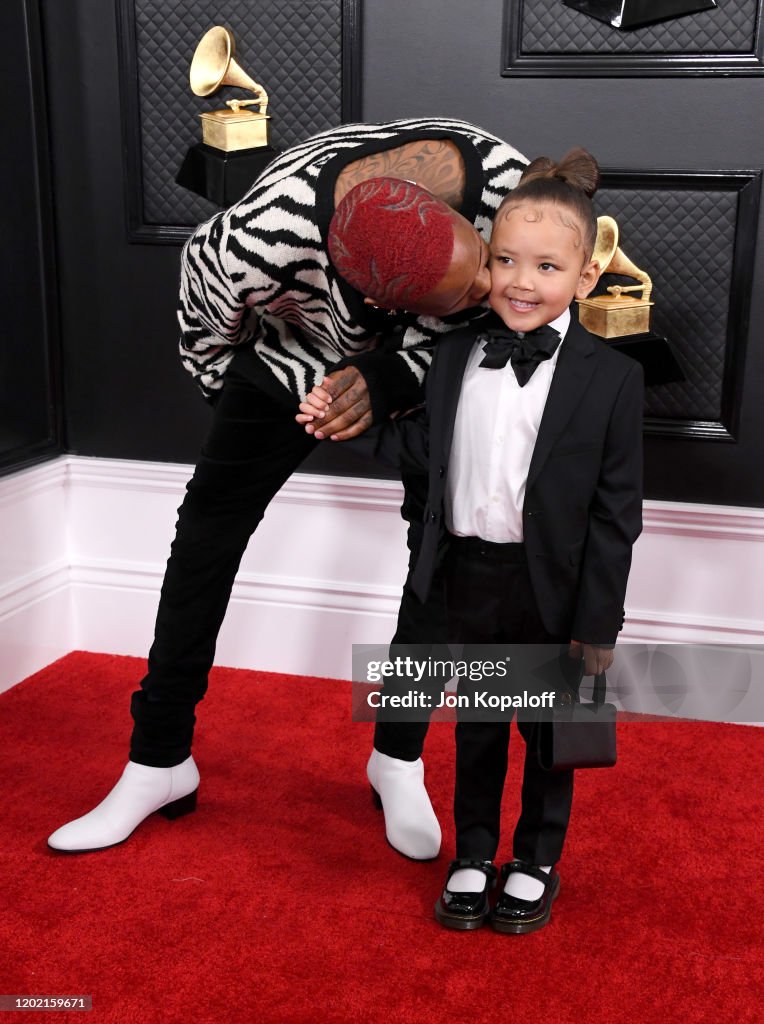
[
  {"xmin": 367, "ymin": 748, "xmax": 441, "ymax": 860},
  {"xmin": 47, "ymin": 755, "xmax": 200, "ymax": 853}
]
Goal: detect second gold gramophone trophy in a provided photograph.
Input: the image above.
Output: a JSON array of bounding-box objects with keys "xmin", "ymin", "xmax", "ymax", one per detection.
[
  {"xmin": 579, "ymin": 215, "xmax": 684, "ymax": 386},
  {"xmin": 176, "ymin": 26, "xmax": 280, "ymax": 206},
  {"xmin": 579, "ymin": 216, "xmax": 654, "ymax": 338}
]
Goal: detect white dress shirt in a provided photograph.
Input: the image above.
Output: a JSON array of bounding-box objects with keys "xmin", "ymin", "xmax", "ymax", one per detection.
[{"xmin": 445, "ymin": 308, "xmax": 571, "ymax": 542}]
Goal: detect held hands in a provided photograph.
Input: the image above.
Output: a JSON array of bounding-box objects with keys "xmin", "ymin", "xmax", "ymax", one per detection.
[
  {"xmin": 296, "ymin": 366, "xmax": 373, "ymax": 441},
  {"xmin": 568, "ymin": 639, "xmax": 614, "ymax": 676}
]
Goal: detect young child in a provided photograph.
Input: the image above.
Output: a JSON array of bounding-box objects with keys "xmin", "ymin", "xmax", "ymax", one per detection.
[{"xmin": 299, "ymin": 150, "xmax": 643, "ymax": 934}]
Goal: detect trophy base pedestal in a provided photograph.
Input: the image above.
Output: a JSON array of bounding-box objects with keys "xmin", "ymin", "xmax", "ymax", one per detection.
[
  {"xmin": 561, "ymin": 0, "xmax": 716, "ymax": 30},
  {"xmin": 176, "ymin": 143, "xmax": 280, "ymax": 207},
  {"xmin": 607, "ymin": 332, "xmax": 685, "ymax": 387}
]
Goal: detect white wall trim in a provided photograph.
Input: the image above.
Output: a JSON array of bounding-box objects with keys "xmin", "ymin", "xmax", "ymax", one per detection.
[
  {"xmin": 0, "ymin": 561, "xmax": 70, "ymax": 620},
  {"xmin": 1, "ymin": 455, "xmax": 763, "ymax": 691},
  {"xmin": 65, "ymin": 454, "xmax": 406, "ymax": 507},
  {"xmin": 618, "ymin": 609, "xmax": 764, "ymax": 644},
  {"xmin": 642, "ymin": 502, "xmax": 764, "ymax": 542},
  {"xmin": 69, "ymin": 558, "xmax": 403, "ymax": 615},
  {"xmin": 0, "ymin": 458, "xmax": 68, "ymax": 509},
  {"xmin": 0, "ymin": 458, "xmax": 72, "ymax": 689}
]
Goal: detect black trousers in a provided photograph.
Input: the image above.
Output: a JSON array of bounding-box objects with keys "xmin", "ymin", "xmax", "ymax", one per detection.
[
  {"xmin": 371, "ymin": 513, "xmax": 450, "ymax": 760},
  {"xmin": 129, "ymin": 368, "xmax": 447, "ymax": 767},
  {"xmin": 444, "ymin": 537, "xmax": 575, "ymax": 865}
]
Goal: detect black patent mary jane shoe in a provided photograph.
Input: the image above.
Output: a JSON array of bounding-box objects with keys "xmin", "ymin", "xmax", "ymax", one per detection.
[
  {"xmin": 434, "ymin": 858, "xmax": 497, "ymax": 931},
  {"xmin": 491, "ymin": 861, "xmax": 560, "ymax": 935}
]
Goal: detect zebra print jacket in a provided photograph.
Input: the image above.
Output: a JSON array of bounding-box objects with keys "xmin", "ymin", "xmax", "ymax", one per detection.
[{"xmin": 177, "ymin": 117, "xmax": 527, "ymax": 408}]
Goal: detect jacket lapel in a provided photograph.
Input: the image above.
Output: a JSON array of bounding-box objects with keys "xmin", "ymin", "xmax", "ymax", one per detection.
[
  {"xmin": 526, "ymin": 317, "xmax": 597, "ymax": 493},
  {"xmin": 411, "ymin": 326, "xmax": 476, "ymax": 603},
  {"xmin": 430, "ymin": 322, "xmax": 483, "ymax": 466}
]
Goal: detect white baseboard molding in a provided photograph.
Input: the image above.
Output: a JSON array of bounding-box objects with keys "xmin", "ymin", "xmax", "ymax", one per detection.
[
  {"xmin": 622, "ymin": 610, "xmax": 764, "ymax": 644},
  {"xmin": 1, "ymin": 455, "xmax": 763, "ymax": 692},
  {"xmin": 0, "ymin": 458, "xmax": 72, "ymax": 691},
  {"xmin": 0, "ymin": 565, "xmax": 72, "ymax": 694}
]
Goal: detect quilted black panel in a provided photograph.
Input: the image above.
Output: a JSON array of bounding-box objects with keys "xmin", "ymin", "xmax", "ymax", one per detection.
[
  {"xmin": 593, "ymin": 187, "xmax": 739, "ymax": 421},
  {"xmin": 521, "ymin": 0, "xmax": 757, "ymax": 54},
  {"xmin": 132, "ymin": 0, "xmax": 345, "ymax": 226}
]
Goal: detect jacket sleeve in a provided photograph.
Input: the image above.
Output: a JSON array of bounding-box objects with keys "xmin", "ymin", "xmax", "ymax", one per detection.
[
  {"xmin": 572, "ymin": 361, "xmax": 644, "ymax": 645},
  {"xmin": 363, "ymin": 324, "xmax": 454, "ymax": 469},
  {"xmin": 343, "ymin": 408, "xmax": 430, "ymax": 477},
  {"xmin": 336, "ymin": 311, "xmax": 475, "ymax": 423},
  {"xmin": 334, "ymin": 346, "xmax": 429, "ymax": 424},
  {"xmin": 341, "ymin": 333, "xmax": 448, "ymax": 471}
]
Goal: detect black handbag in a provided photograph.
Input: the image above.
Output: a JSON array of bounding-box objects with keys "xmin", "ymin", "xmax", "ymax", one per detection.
[{"xmin": 536, "ymin": 669, "xmax": 617, "ymax": 772}]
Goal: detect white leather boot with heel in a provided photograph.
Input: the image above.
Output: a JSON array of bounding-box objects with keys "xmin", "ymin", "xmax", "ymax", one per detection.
[
  {"xmin": 367, "ymin": 748, "xmax": 441, "ymax": 860},
  {"xmin": 47, "ymin": 755, "xmax": 200, "ymax": 853}
]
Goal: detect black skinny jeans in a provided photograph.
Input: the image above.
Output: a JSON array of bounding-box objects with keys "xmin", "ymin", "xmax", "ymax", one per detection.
[{"xmin": 129, "ymin": 368, "xmax": 447, "ymax": 767}]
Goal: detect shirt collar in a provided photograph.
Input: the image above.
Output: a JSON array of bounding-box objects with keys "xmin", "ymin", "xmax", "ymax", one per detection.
[
  {"xmin": 548, "ymin": 307, "xmax": 571, "ymax": 343},
  {"xmin": 545, "ymin": 308, "xmax": 570, "ymax": 369}
]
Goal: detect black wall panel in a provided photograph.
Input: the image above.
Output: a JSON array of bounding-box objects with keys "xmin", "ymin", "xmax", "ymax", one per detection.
[
  {"xmin": 33, "ymin": 0, "xmax": 764, "ymax": 505},
  {"xmin": 593, "ymin": 171, "xmax": 759, "ymax": 441},
  {"xmin": 504, "ymin": 0, "xmax": 764, "ymax": 75},
  {"xmin": 118, "ymin": 0, "xmax": 360, "ymax": 241},
  {"xmin": 0, "ymin": 0, "xmax": 61, "ymax": 475}
]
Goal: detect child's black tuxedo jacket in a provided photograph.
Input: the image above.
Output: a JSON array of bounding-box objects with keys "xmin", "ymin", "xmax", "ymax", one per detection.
[{"xmin": 370, "ymin": 312, "xmax": 645, "ymax": 646}]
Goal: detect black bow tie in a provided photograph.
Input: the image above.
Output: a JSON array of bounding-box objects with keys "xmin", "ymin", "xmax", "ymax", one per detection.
[{"xmin": 478, "ymin": 324, "xmax": 561, "ymax": 385}]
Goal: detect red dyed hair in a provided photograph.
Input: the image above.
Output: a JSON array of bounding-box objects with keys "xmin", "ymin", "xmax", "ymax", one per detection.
[{"xmin": 328, "ymin": 177, "xmax": 455, "ymax": 307}]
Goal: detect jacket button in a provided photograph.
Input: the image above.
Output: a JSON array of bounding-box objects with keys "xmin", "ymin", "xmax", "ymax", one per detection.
[
  {"xmin": 439, "ymin": 465, "xmax": 445, "ymax": 477},
  {"xmin": 430, "ymin": 513, "xmax": 438, "ymax": 523}
]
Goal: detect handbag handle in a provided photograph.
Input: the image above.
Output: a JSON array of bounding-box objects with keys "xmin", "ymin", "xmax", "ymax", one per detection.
[
  {"xmin": 560, "ymin": 658, "xmax": 608, "ymax": 705},
  {"xmin": 571, "ymin": 655, "xmax": 608, "ymax": 704},
  {"xmin": 592, "ymin": 670, "xmax": 607, "ymax": 705}
]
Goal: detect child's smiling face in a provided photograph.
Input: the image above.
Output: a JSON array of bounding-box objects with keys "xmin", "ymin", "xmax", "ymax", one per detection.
[{"xmin": 488, "ymin": 200, "xmax": 600, "ymax": 333}]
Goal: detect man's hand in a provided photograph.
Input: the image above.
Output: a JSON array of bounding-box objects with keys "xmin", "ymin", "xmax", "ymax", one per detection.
[
  {"xmin": 295, "ymin": 366, "xmax": 373, "ymax": 441},
  {"xmin": 568, "ymin": 639, "xmax": 614, "ymax": 676}
]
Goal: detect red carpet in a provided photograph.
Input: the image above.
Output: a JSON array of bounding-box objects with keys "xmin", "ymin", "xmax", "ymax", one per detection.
[{"xmin": 2, "ymin": 651, "xmax": 763, "ymax": 1024}]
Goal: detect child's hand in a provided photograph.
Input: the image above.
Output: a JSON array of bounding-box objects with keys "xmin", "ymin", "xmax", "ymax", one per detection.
[
  {"xmin": 295, "ymin": 367, "xmax": 372, "ymax": 440},
  {"xmin": 296, "ymin": 381, "xmax": 333, "ymax": 429},
  {"xmin": 568, "ymin": 639, "xmax": 614, "ymax": 676}
]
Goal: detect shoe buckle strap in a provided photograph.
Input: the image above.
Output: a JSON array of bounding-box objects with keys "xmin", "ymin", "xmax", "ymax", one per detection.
[
  {"xmin": 447, "ymin": 858, "xmax": 497, "ymax": 882},
  {"xmin": 501, "ymin": 860, "xmax": 553, "ymax": 887}
]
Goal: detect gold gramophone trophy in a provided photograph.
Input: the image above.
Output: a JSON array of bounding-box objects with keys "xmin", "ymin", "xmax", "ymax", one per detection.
[
  {"xmin": 190, "ymin": 26, "xmax": 270, "ymax": 152},
  {"xmin": 577, "ymin": 216, "xmax": 684, "ymax": 387},
  {"xmin": 578, "ymin": 216, "xmax": 654, "ymax": 339},
  {"xmin": 176, "ymin": 26, "xmax": 279, "ymax": 205}
]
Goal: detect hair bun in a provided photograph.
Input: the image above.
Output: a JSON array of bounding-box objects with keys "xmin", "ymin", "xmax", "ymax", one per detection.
[{"xmin": 519, "ymin": 147, "xmax": 599, "ymax": 198}]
